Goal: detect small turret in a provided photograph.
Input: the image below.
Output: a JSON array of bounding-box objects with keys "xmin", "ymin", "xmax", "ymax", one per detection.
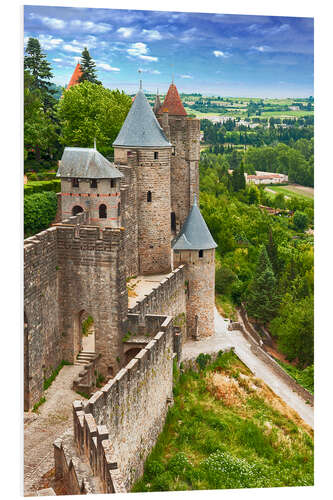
[
  {"xmin": 153, "ymin": 89, "xmax": 162, "ymax": 115},
  {"xmin": 173, "ymin": 195, "xmax": 217, "ymax": 339}
]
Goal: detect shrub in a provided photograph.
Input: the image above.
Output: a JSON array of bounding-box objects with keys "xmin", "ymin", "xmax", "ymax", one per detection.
[
  {"xmin": 215, "ymin": 266, "xmax": 236, "ymax": 294},
  {"xmin": 24, "ymin": 179, "xmax": 60, "ymax": 196},
  {"xmin": 196, "ymin": 353, "xmax": 211, "ymax": 371},
  {"xmin": 293, "ymin": 211, "xmax": 309, "ymax": 231},
  {"xmin": 24, "ymin": 191, "xmax": 58, "ymax": 237}
]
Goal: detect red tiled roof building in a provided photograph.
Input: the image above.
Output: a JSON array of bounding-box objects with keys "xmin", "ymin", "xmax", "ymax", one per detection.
[
  {"xmin": 66, "ymin": 63, "xmax": 83, "ymax": 90},
  {"xmin": 158, "ymin": 83, "xmax": 187, "ymax": 116}
]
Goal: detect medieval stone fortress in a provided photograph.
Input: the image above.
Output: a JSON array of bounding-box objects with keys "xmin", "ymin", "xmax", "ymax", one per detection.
[{"xmin": 24, "ymin": 81, "xmax": 218, "ymax": 494}]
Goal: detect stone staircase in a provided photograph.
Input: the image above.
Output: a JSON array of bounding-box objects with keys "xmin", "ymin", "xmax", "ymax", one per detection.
[{"xmin": 74, "ymin": 351, "xmax": 96, "ymax": 366}]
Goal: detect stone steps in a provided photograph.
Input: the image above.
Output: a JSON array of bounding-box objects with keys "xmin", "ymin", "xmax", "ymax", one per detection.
[{"xmin": 74, "ymin": 351, "xmax": 96, "ymax": 366}]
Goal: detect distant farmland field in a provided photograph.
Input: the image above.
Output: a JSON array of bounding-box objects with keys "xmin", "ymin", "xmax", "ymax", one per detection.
[{"xmin": 266, "ymin": 185, "xmax": 314, "ymax": 199}]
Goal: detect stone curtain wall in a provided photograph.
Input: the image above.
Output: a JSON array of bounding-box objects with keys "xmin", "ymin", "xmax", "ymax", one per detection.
[
  {"xmin": 56, "ymin": 225, "xmax": 128, "ymax": 375},
  {"xmin": 24, "ymin": 211, "xmax": 127, "ymax": 409},
  {"xmin": 66, "ymin": 316, "xmax": 174, "ymax": 492},
  {"xmin": 24, "ymin": 227, "xmax": 62, "ymax": 410}
]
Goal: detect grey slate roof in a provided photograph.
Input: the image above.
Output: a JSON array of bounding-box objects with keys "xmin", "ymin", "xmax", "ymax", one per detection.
[
  {"xmin": 113, "ymin": 89, "xmax": 171, "ymax": 148},
  {"xmin": 172, "ymin": 195, "xmax": 217, "ymax": 251},
  {"xmin": 56, "ymin": 147, "xmax": 124, "ymax": 179}
]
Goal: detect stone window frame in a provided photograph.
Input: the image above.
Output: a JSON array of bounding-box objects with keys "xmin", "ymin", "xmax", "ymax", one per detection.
[
  {"xmin": 99, "ymin": 204, "xmax": 107, "ymax": 219},
  {"xmin": 90, "ymin": 179, "xmax": 98, "ymax": 189},
  {"xmin": 147, "ymin": 191, "xmax": 152, "ymax": 203},
  {"xmin": 111, "ymin": 178, "xmax": 116, "ymax": 188},
  {"xmin": 199, "ymin": 250, "xmax": 204, "ymax": 258},
  {"xmin": 154, "ymin": 151, "xmax": 159, "ymax": 160},
  {"xmin": 72, "ymin": 178, "xmax": 79, "ymax": 188}
]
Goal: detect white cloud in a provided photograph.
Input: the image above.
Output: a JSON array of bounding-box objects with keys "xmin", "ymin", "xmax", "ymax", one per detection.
[
  {"xmin": 52, "ymin": 58, "xmax": 62, "ymax": 63},
  {"xmin": 70, "ymin": 20, "xmax": 111, "ymax": 34},
  {"xmin": 97, "ymin": 63, "xmax": 120, "ymax": 72},
  {"xmin": 63, "ymin": 44, "xmax": 82, "ymax": 54},
  {"xmin": 213, "ymin": 50, "xmax": 230, "ymax": 58},
  {"xmin": 180, "ymin": 27, "xmax": 196, "ymax": 43},
  {"xmin": 141, "ymin": 29, "xmax": 162, "ymax": 41},
  {"xmin": 138, "ymin": 68, "xmax": 161, "ymax": 74},
  {"xmin": 252, "ymin": 45, "xmax": 271, "ymax": 52},
  {"xmin": 117, "ymin": 27, "xmax": 135, "ymax": 38},
  {"xmin": 127, "ymin": 42, "xmax": 158, "ymax": 62},
  {"xmin": 30, "ymin": 13, "xmax": 65, "ymax": 30},
  {"xmin": 180, "ymin": 74, "xmax": 193, "ymax": 79},
  {"xmin": 38, "ymin": 34, "xmax": 63, "ymax": 50}
]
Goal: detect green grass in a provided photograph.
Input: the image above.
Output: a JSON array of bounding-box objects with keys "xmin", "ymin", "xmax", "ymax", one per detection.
[
  {"xmin": 273, "ymin": 359, "xmax": 314, "ymax": 394},
  {"xmin": 32, "ymin": 396, "xmax": 46, "ymax": 413},
  {"xmin": 43, "ymin": 360, "xmax": 73, "ymax": 391},
  {"xmin": 266, "ymin": 185, "xmax": 313, "ymax": 200},
  {"xmin": 132, "ymin": 351, "xmax": 313, "ymax": 493},
  {"xmin": 215, "ymin": 294, "xmax": 237, "ymax": 321}
]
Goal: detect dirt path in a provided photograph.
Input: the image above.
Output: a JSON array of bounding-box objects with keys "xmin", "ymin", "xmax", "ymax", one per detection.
[
  {"xmin": 24, "ymin": 364, "xmax": 82, "ymax": 496},
  {"xmin": 182, "ymin": 308, "xmax": 314, "ymax": 428}
]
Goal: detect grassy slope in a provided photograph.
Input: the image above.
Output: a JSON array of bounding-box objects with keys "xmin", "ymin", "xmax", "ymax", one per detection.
[
  {"xmin": 266, "ymin": 185, "xmax": 314, "ymax": 200},
  {"xmin": 132, "ymin": 351, "xmax": 313, "ymax": 493}
]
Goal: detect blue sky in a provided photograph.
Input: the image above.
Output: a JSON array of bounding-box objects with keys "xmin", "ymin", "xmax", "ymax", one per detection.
[{"xmin": 24, "ymin": 5, "xmax": 314, "ymax": 97}]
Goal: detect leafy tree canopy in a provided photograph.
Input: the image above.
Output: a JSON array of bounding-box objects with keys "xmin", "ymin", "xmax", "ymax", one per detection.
[{"xmin": 57, "ymin": 81, "xmax": 132, "ymax": 155}]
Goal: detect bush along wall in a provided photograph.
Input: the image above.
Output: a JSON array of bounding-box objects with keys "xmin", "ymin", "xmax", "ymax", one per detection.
[
  {"xmin": 24, "ymin": 179, "xmax": 61, "ymax": 196},
  {"xmin": 24, "ymin": 191, "xmax": 58, "ymax": 237}
]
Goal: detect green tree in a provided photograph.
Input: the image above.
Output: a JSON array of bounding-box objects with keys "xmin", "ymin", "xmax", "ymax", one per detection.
[
  {"xmin": 270, "ymin": 295, "xmax": 314, "ymax": 366},
  {"xmin": 215, "ymin": 266, "xmax": 236, "ymax": 294},
  {"xmin": 78, "ymin": 48, "xmax": 101, "ymax": 85},
  {"xmin": 57, "ymin": 81, "xmax": 132, "ymax": 155},
  {"xmin": 293, "ymin": 211, "xmax": 309, "ymax": 232},
  {"xmin": 266, "ymin": 227, "xmax": 279, "ymax": 275},
  {"xmin": 24, "ymin": 37, "xmax": 55, "ymax": 109},
  {"xmin": 24, "ymin": 71, "xmax": 57, "ymax": 161},
  {"xmin": 246, "ymin": 246, "xmax": 280, "ymax": 324}
]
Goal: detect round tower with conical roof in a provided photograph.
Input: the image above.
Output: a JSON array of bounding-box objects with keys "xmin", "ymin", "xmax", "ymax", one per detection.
[
  {"xmin": 113, "ymin": 85, "xmax": 173, "ymax": 275},
  {"xmin": 172, "ymin": 195, "xmax": 217, "ymax": 339}
]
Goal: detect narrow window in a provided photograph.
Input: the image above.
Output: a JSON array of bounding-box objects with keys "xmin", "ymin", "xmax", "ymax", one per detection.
[
  {"xmin": 99, "ymin": 204, "xmax": 107, "ymax": 219},
  {"xmin": 72, "ymin": 205, "xmax": 83, "ymax": 215},
  {"xmin": 147, "ymin": 191, "xmax": 152, "ymax": 203},
  {"xmin": 154, "ymin": 151, "xmax": 159, "ymax": 160},
  {"xmin": 117, "ymin": 202, "xmax": 121, "ymax": 217},
  {"xmin": 72, "ymin": 178, "xmax": 79, "ymax": 188},
  {"xmin": 111, "ymin": 178, "xmax": 116, "ymax": 188},
  {"xmin": 171, "ymin": 212, "xmax": 176, "ymax": 231},
  {"xmin": 199, "ymin": 250, "xmax": 204, "ymax": 258},
  {"xmin": 172, "ymin": 146, "xmax": 176, "ymax": 156},
  {"xmin": 90, "ymin": 179, "xmax": 97, "ymax": 188}
]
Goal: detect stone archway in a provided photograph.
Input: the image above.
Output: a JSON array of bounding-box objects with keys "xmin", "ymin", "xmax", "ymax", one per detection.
[
  {"xmin": 124, "ymin": 347, "xmax": 142, "ymax": 365},
  {"xmin": 74, "ymin": 310, "xmax": 95, "ymax": 359}
]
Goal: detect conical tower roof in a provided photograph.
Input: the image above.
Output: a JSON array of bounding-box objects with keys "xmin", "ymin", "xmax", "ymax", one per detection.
[
  {"xmin": 172, "ymin": 195, "xmax": 217, "ymax": 250},
  {"xmin": 113, "ymin": 88, "xmax": 171, "ymax": 148},
  {"xmin": 66, "ymin": 63, "xmax": 82, "ymax": 90},
  {"xmin": 158, "ymin": 83, "xmax": 187, "ymax": 116}
]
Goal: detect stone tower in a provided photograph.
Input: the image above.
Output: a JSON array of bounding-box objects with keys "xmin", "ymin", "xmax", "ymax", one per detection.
[
  {"xmin": 172, "ymin": 195, "xmax": 217, "ymax": 339},
  {"xmin": 156, "ymin": 83, "xmax": 200, "ymax": 234},
  {"xmin": 113, "ymin": 85, "xmax": 173, "ymax": 275},
  {"xmin": 56, "ymin": 146, "xmax": 124, "ymax": 228}
]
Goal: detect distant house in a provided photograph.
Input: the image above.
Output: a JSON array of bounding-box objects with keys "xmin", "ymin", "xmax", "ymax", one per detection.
[{"xmin": 246, "ymin": 171, "xmax": 288, "ymax": 185}]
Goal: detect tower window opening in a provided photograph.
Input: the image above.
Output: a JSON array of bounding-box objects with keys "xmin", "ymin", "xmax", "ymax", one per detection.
[
  {"xmin": 90, "ymin": 179, "xmax": 97, "ymax": 188},
  {"xmin": 172, "ymin": 146, "xmax": 176, "ymax": 156},
  {"xmin": 118, "ymin": 202, "xmax": 121, "ymax": 217},
  {"xmin": 72, "ymin": 178, "xmax": 79, "ymax": 188},
  {"xmin": 111, "ymin": 178, "xmax": 116, "ymax": 188},
  {"xmin": 99, "ymin": 204, "xmax": 107, "ymax": 219},
  {"xmin": 154, "ymin": 151, "xmax": 159, "ymax": 160},
  {"xmin": 199, "ymin": 250, "xmax": 204, "ymax": 258},
  {"xmin": 72, "ymin": 205, "xmax": 83, "ymax": 216},
  {"xmin": 147, "ymin": 191, "xmax": 152, "ymax": 202},
  {"xmin": 171, "ymin": 212, "xmax": 176, "ymax": 231}
]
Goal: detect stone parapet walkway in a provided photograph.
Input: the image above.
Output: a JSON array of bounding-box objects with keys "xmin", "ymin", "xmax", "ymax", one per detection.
[{"xmin": 24, "ymin": 364, "xmax": 82, "ymax": 496}]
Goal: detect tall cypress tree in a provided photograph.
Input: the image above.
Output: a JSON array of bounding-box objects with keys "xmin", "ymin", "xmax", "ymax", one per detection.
[
  {"xmin": 24, "ymin": 38, "xmax": 55, "ymax": 108},
  {"xmin": 78, "ymin": 48, "xmax": 101, "ymax": 85},
  {"xmin": 246, "ymin": 246, "xmax": 280, "ymax": 324},
  {"xmin": 266, "ymin": 227, "xmax": 279, "ymax": 275}
]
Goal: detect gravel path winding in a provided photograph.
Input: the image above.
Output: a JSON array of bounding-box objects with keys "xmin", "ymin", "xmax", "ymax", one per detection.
[{"xmin": 182, "ymin": 307, "xmax": 314, "ymax": 428}]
